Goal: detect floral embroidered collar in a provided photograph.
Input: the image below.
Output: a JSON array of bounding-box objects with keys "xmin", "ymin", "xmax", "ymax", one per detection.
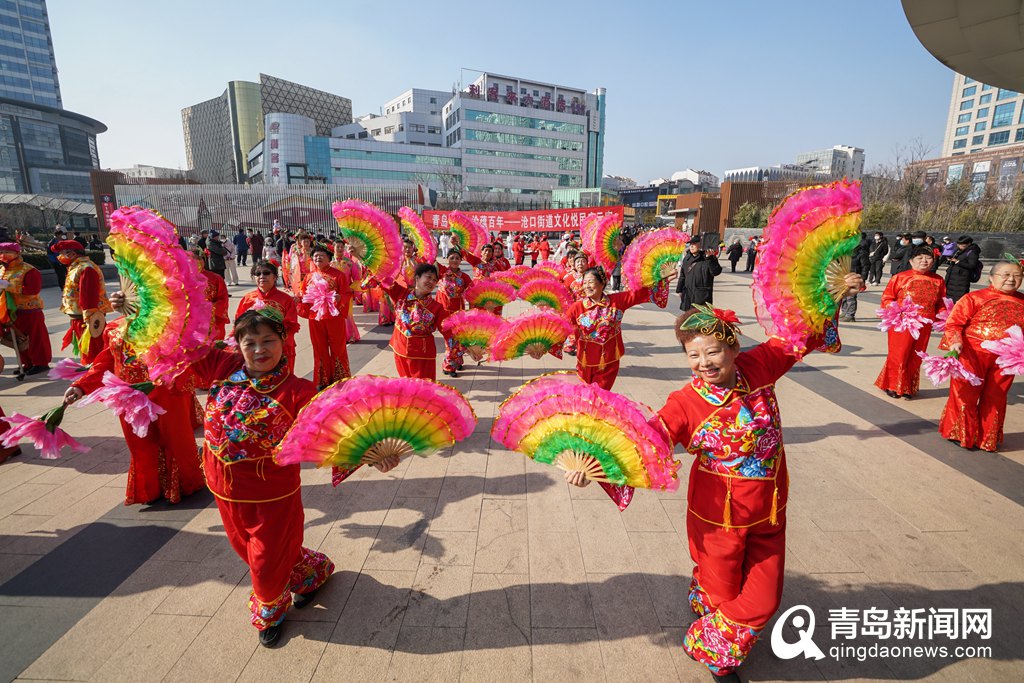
[
  {"xmin": 582, "ymin": 295, "xmax": 609, "ymax": 309},
  {"xmin": 690, "ymin": 368, "xmax": 750, "ymax": 406},
  {"xmin": 225, "ymin": 359, "xmax": 290, "ymax": 393}
]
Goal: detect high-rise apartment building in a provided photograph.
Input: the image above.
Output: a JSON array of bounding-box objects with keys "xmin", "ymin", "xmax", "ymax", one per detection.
[
  {"xmin": 0, "ymin": 0, "xmax": 105, "ymax": 199},
  {"xmin": 182, "ymin": 74, "xmax": 352, "ymax": 184},
  {"xmin": 941, "ymin": 72, "xmax": 1024, "ymax": 157}
]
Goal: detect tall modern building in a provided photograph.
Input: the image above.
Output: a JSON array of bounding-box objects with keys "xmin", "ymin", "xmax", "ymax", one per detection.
[
  {"xmin": 0, "ymin": 0, "xmax": 105, "ymax": 199},
  {"xmin": 182, "ymin": 74, "xmax": 352, "ymax": 184},
  {"xmin": 941, "ymin": 72, "xmax": 1024, "ymax": 157}
]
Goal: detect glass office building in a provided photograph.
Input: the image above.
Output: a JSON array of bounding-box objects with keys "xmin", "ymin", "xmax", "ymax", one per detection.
[
  {"xmin": 0, "ymin": 0, "xmax": 105, "ymax": 199},
  {"xmin": 942, "ymin": 73, "xmax": 1024, "ymax": 157}
]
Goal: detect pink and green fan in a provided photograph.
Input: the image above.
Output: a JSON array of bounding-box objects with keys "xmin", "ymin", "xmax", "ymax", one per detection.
[
  {"xmin": 332, "ymin": 199, "xmax": 402, "ymax": 282},
  {"xmin": 275, "ymin": 375, "xmax": 477, "ymax": 469},
  {"xmin": 441, "ymin": 309, "xmax": 504, "ymax": 362},
  {"xmin": 465, "ymin": 277, "xmax": 516, "ymax": 311},
  {"xmin": 584, "ymin": 213, "xmax": 624, "ymax": 273},
  {"xmin": 621, "ymin": 228, "xmax": 688, "ymax": 289},
  {"xmin": 492, "ymin": 269, "xmax": 524, "ymax": 290},
  {"xmin": 751, "ymin": 179, "xmax": 862, "ymax": 355},
  {"xmin": 107, "ymin": 207, "xmax": 213, "ymax": 384},
  {"xmin": 398, "ymin": 206, "xmax": 437, "ymax": 263},
  {"xmin": 517, "ymin": 277, "xmax": 573, "ymax": 313},
  {"xmin": 493, "ymin": 373, "xmax": 678, "ymax": 490},
  {"xmin": 491, "ymin": 308, "xmax": 572, "ymax": 360},
  {"xmin": 534, "ymin": 260, "xmax": 564, "ymax": 278},
  {"xmin": 447, "ymin": 211, "xmax": 488, "ymax": 256}
]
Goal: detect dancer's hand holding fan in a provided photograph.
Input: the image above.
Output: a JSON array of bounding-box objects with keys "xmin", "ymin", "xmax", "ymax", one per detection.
[
  {"xmin": 620, "ymin": 228, "xmax": 685, "ymax": 308},
  {"xmin": 332, "ymin": 199, "xmax": 403, "ymax": 283},
  {"xmin": 751, "ymin": 180, "xmax": 864, "ymax": 355},
  {"xmin": 447, "ymin": 211, "xmax": 488, "ymax": 257}
]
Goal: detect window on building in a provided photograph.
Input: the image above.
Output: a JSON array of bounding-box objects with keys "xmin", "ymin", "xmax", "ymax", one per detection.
[
  {"xmin": 956, "ymin": 125, "xmax": 969, "ymax": 135},
  {"xmin": 993, "ymin": 102, "xmax": 1015, "ymax": 127},
  {"xmin": 357, "ymin": 131, "xmax": 368, "ymax": 139},
  {"xmin": 977, "ymin": 107, "xmax": 990, "ymax": 118},
  {"xmin": 972, "ymin": 135, "xmax": 985, "ymax": 145},
  {"xmin": 427, "ymin": 126, "xmax": 440, "ymax": 134},
  {"xmin": 989, "ymin": 131, "xmax": 1011, "ymax": 145},
  {"xmin": 975, "ymin": 121, "xmax": 987, "ymax": 132},
  {"xmin": 962, "ymin": 86, "xmax": 977, "ymax": 97},
  {"xmin": 383, "ymin": 126, "xmax": 394, "ymax": 134},
  {"xmin": 953, "ymin": 139, "xmax": 967, "ymax": 149},
  {"xmin": 998, "ymin": 88, "xmax": 1017, "ymax": 100},
  {"xmin": 965, "ymin": 77, "xmax": 976, "ymax": 84},
  {"xmin": 980, "ymin": 93, "xmax": 992, "ymax": 104},
  {"xmin": 371, "ymin": 129, "xmax": 381, "ymax": 135},
  {"xmin": 960, "ymin": 99, "xmax": 974, "ymax": 110},
  {"xmin": 429, "ymin": 97, "xmax": 436, "ymax": 103},
  {"xmin": 958, "ymin": 113, "xmax": 971, "ymax": 123},
  {"xmin": 1017, "ymin": 129, "xmax": 1024, "ymax": 142}
]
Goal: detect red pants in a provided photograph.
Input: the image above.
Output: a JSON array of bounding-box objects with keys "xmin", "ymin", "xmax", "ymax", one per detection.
[
  {"xmin": 395, "ymin": 354, "xmax": 436, "ymax": 380},
  {"xmin": 441, "ymin": 333, "xmax": 463, "ymax": 373},
  {"xmin": 939, "ymin": 340, "xmax": 1015, "ymax": 451},
  {"xmin": 122, "ymin": 389, "xmax": 205, "ymax": 505},
  {"xmin": 683, "ymin": 511, "xmax": 786, "ymax": 675},
  {"xmin": 378, "ymin": 292, "xmax": 395, "ymax": 325},
  {"xmin": 874, "ymin": 326, "xmax": 931, "ymax": 396},
  {"xmin": 577, "ymin": 360, "xmax": 619, "ymax": 390},
  {"xmin": 6, "ymin": 310, "xmax": 51, "ymax": 367},
  {"xmin": 214, "ymin": 490, "xmax": 334, "ymax": 630},
  {"xmin": 309, "ymin": 316, "xmax": 350, "ymax": 388},
  {"xmin": 62, "ymin": 318, "xmax": 107, "ymax": 364}
]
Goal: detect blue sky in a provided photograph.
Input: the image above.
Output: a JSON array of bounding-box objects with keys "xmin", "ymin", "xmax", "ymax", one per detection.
[{"xmin": 50, "ymin": 0, "xmax": 954, "ymax": 182}]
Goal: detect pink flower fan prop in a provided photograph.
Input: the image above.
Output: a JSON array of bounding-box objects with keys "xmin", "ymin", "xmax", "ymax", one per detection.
[
  {"xmin": 274, "ymin": 375, "xmax": 477, "ymax": 469},
  {"xmin": 107, "ymin": 207, "xmax": 213, "ymax": 385},
  {"xmin": 332, "ymin": 199, "xmax": 402, "ymax": 282},
  {"xmin": 877, "ymin": 296, "xmax": 931, "ymax": 339},
  {"xmin": 751, "ymin": 180, "xmax": 862, "ymax": 355},
  {"xmin": 981, "ymin": 325, "xmax": 1024, "ymax": 375},
  {"xmin": 915, "ymin": 351, "xmax": 983, "ymax": 387},
  {"xmin": 398, "ymin": 207, "xmax": 437, "ymax": 263},
  {"xmin": 932, "ymin": 297, "xmax": 954, "ymax": 333},
  {"xmin": 491, "ymin": 308, "xmax": 572, "ymax": 361},
  {"xmin": 48, "ymin": 358, "xmax": 89, "ymax": 381},
  {"xmin": 534, "ymin": 260, "xmax": 565, "ymax": 278},
  {"xmin": 75, "ymin": 371, "xmax": 166, "ymax": 438},
  {"xmin": 1, "ymin": 404, "xmax": 89, "ymax": 459},
  {"xmin": 492, "ymin": 373, "xmax": 679, "ymax": 491},
  {"xmin": 301, "ymin": 274, "xmax": 340, "ymax": 321},
  {"xmin": 583, "ymin": 212, "xmax": 624, "ymax": 273},
  {"xmin": 621, "ymin": 228, "xmax": 689, "ymax": 289},
  {"xmin": 446, "ymin": 211, "xmax": 489, "ymax": 256}
]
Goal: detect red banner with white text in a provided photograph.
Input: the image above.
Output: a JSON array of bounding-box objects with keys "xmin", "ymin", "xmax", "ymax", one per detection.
[{"xmin": 422, "ymin": 206, "xmax": 623, "ymax": 233}]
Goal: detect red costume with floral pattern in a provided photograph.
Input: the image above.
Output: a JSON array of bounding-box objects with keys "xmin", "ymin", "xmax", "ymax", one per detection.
[
  {"xmin": 0, "ymin": 256, "xmax": 51, "ymax": 368},
  {"xmin": 235, "ymin": 286, "xmax": 300, "ymax": 372},
  {"xmin": 297, "ymin": 267, "xmax": 351, "ymax": 388},
  {"xmin": 436, "ymin": 264, "xmax": 473, "ymax": 373},
  {"xmin": 60, "ymin": 256, "xmax": 111, "ymax": 363},
  {"xmin": 72, "ymin": 322, "xmax": 205, "ymax": 505},
  {"xmin": 658, "ymin": 339, "xmax": 808, "ymax": 676},
  {"xmin": 938, "ymin": 287, "xmax": 1024, "ymax": 451},
  {"xmin": 385, "ymin": 282, "xmax": 447, "ymax": 380},
  {"xmin": 192, "ymin": 349, "xmax": 334, "ymax": 631},
  {"xmin": 566, "ymin": 286, "xmax": 654, "ymax": 389},
  {"xmin": 874, "ymin": 269, "xmax": 947, "ymax": 396},
  {"xmin": 201, "ymin": 270, "xmax": 230, "ymax": 342}
]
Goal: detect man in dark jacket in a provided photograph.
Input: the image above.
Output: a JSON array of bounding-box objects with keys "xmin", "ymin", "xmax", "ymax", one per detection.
[
  {"xmin": 944, "ymin": 235, "xmax": 980, "ymax": 302},
  {"xmin": 46, "ymin": 227, "xmax": 67, "ymax": 289},
  {"xmin": 867, "ymin": 232, "xmax": 889, "ymax": 284},
  {"xmin": 677, "ymin": 236, "xmax": 723, "ymax": 310},
  {"xmin": 205, "ymin": 231, "xmax": 228, "ymax": 280},
  {"xmin": 232, "ymin": 227, "xmax": 249, "ymax": 266},
  {"xmin": 726, "ymin": 238, "xmax": 743, "ymax": 272},
  {"xmin": 852, "ymin": 232, "xmax": 872, "ymax": 280},
  {"xmin": 889, "ymin": 234, "xmax": 910, "ymax": 276},
  {"xmin": 247, "ymin": 229, "xmax": 264, "ymax": 262}
]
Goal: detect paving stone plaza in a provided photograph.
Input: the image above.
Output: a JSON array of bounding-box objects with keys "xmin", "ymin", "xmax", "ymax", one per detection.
[{"xmin": 0, "ymin": 271, "xmax": 1021, "ymax": 682}]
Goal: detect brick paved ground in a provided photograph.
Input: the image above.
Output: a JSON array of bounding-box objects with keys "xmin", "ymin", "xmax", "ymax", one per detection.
[{"xmin": 0, "ymin": 271, "xmax": 1021, "ymax": 682}]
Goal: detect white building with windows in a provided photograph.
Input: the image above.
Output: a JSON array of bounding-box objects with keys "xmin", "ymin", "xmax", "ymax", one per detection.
[
  {"xmin": 794, "ymin": 145, "xmax": 864, "ymax": 180},
  {"xmin": 942, "ymin": 73, "xmax": 1024, "ymax": 157}
]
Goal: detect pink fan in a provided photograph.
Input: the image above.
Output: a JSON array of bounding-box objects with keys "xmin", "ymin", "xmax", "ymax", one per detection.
[
  {"xmin": 915, "ymin": 351, "xmax": 982, "ymax": 386},
  {"xmin": 877, "ymin": 296, "xmax": 931, "ymax": 340},
  {"xmin": 1, "ymin": 404, "xmax": 89, "ymax": 459},
  {"xmin": 932, "ymin": 297, "xmax": 954, "ymax": 333},
  {"xmin": 981, "ymin": 325, "xmax": 1024, "ymax": 375},
  {"xmin": 75, "ymin": 371, "xmax": 166, "ymax": 438}
]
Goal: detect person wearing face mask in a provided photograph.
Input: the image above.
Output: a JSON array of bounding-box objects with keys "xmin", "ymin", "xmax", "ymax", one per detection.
[
  {"xmin": 235, "ymin": 260, "xmax": 300, "ymax": 372},
  {"xmin": 46, "ymin": 227, "xmax": 68, "ymax": 289},
  {"xmin": 296, "ymin": 245, "xmax": 351, "ymax": 389},
  {"xmin": 867, "ymin": 232, "xmax": 889, "ymax": 285},
  {"xmin": 677, "ymin": 235, "xmax": 722, "ymax": 311},
  {"xmin": 53, "ymin": 239, "xmax": 111, "ymax": 364},
  {"xmin": 938, "ymin": 259, "xmax": 1024, "ymax": 452},
  {"xmin": 888, "ymin": 234, "xmax": 911, "ymax": 277},
  {"xmin": 944, "ymin": 235, "xmax": 981, "ymax": 302},
  {"xmin": 383, "ymin": 263, "xmax": 448, "ymax": 380},
  {"xmin": 0, "ymin": 242, "xmax": 51, "ymax": 374}
]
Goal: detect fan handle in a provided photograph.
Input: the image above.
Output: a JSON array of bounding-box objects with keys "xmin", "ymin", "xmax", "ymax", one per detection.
[
  {"xmin": 525, "ymin": 342, "xmax": 548, "ymax": 360},
  {"xmin": 555, "ymin": 451, "xmax": 613, "ymax": 483},
  {"xmin": 363, "ymin": 437, "xmax": 413, "ymax": 466}
]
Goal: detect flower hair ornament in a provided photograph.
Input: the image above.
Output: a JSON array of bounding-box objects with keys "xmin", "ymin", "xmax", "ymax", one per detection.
[{"xmin": 678, "ymin": 303, "xmax": 741, "ymax": 346}]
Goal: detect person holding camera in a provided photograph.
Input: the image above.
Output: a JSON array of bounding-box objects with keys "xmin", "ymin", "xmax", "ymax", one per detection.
[{"xmin": 676, "ymin": 235, "xmax": 722, "ymax": 310}]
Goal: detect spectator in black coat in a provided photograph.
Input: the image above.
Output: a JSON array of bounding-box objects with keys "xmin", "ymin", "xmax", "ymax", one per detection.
[
  {"xmin": 743, "ymin": 237, "xmax": 758, "ymax": 272},
  {"xmin": 726, "ymin": 238, "xmax": 743, "ymax": 272},
  {"xmin": 944, "ymin": 235, "xmax": 980, "ymax": 302},
  {"xmin": 852, "ymin": 232, "xmax": 872, "ymax": 280},
  {"xmin": 889, "ymin": 234, "xmax": 910, "ymax": 276},
  {"xmin": 676, "ymin": 236, "xmax": 723, "ymax": 310},
  {"xmin": 205, "ymin": 231, "xmax": 228, "ymax": 280},
  {"xmin": 867, "ymin": 232, "xmax": 889, "ymax": 284}
]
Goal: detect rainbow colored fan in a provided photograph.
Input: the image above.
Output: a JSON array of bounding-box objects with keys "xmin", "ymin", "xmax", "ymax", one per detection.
[
  {"xmin": 465, "ymin": 278, "xmax": 516, "ymax": 311},
  {"xmin": 447, "ymin": 211, "xmax": 489, "ymax": 256},
  {"xmin": 534, "ymin": 260, "xmax": 564, "ymax": 278},
  {"xmin": 621, "ymin": 228, "xmax": 688, "ymax": 289},
  {"xmin": 582, "ymin": 213, "xmax": 623, "ymax": 273},
  {"xmin": 491, "ymin": 309, "xmax": 572, "ymax": 360},
  {"xmin": 107, "ymin": 207, "xmax": 213, "ymax": 384},
  {"xmin": 275, "ymin": 375, "xmax": 477, "ymax": 469},
  {"xmin": 493, "ymin": 373, "xmax": 678, "ymax": 489},
  {"xmin": 398, "ymin": 207, "xmax": 437, "ymax": 263},
  {"xmin": 517, "ymin": 277, "xmax": 573, "ymax": 312},
  {"xmin": 751, "ymin": 180, "xmax": 862, "ymax": 355},
  {"xmin": 441, "ymin": 309, "xmax": 504, "ymax": 362},
  {"xmin": 492, "ymin": 270, "xmax": 524, "ymax": 290},
  {"xmin": 508, "ymin": 264, "xmax": 532, "ymax": 280},
  {"xmin": 332, "ymin": 199, "xmax": 403, "ymax": 282}
]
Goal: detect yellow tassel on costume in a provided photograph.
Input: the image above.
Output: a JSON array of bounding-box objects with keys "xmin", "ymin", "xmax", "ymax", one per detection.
[
  {"xmin": 723, "ymin": 488, "xmax": 732, "ymax": 529},
  {"xmin": 769, "ymin": 486, "xmax": 779, "ymax": 526},
  {"xmin": 79, "ymin": 331, "xmax": 91, "ymax": 355}
]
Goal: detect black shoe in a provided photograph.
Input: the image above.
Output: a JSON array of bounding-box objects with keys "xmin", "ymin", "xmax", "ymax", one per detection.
[
  {"xmin": 26, "ymin": 365, "xmax": 49, "ymax": 375},
  {"xmin": 712, "ymin": 672, "xmax": 741, "ymax": 683},
  {"xmin": 901, "ymin": 394, "xmax": 913, "ymax": 401},
  {"xmin": 258, "ymin": 623, "xmax": 282, "ymax": 647},
  {"xmin": 292, "ymin": 587, "xmax": 319, "ymax": 609},
  {"xmin": 884, "ymin": 390, "xmax": 898, "ymax": 398}
]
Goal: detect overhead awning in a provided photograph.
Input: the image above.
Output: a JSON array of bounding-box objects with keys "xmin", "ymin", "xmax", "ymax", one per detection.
[{"xmin": 0, "ymin": 193, "xmax": 97, "ymax": 216}]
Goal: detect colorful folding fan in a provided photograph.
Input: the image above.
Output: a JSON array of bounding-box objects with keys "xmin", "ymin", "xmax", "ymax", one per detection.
[
  {"xmin": 534, "ymin": 260, "xmax": 564, "ymax": 278},
  {"xmin": 493, "ymin": 373, "xmax": 678, "ymax": 489},
  {"xmin": 274, "ymin": 375, "xmax": 477, "ymax": 468},
  {"xmin": 492, "ymin": 269, "xmax": 524, "ymax": 290},
  {"xmin": 981, "ymin": 325, "xmax": 1024, "ymax": 375},
  {"xmin": 441, "ymin": 309, "xmax": 504, "ymax": 362},
  {"xmin": 465, "ymin": 278, "xmax": 516, "ymax": 311},
  {"xmin": 751, "ymin": 179, "xmax": 862, "ymax": 355},
  {"xmin": 621, "ymin": 228, "xmax": 688, "ymax": 289},
  {"xmin": 491, "ymin": 309, "xmax": 572, "ymax": 360},
  {"xmin": 398, "ymin": 207, "xmax": 437, "ymax": 263},
  {"xmin": 583, "ymin": 213, "xmax": 623, "ymax": 273},
  {"xmin": 107, "ymin": 206, "xmax": 213, "ymax": 384},
  {"xmin": 332, "ymin": 199, "xmax": 402, "ymax": 282},
  {"xmin": 517, "ymin": 277, "xmax": 573, "ymax": 313},
  {"xmin": 447, "ymin": 211, "xmax": 488, "ymax": 256}
]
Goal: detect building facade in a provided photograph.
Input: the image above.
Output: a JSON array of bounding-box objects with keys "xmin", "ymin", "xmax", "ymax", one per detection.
[
  {"xmin": 0, "ymin": 1, "xmax": 105, "ymax": 199},
  {"xmin": 723, "ymin": 164, "xmax": 830, "ymax": 183},
  {"xmin": 941, "ymin": 72, "xmax": 1024, "ymax": 158},
  {"xmin": 182, "ymin": 74, "xmax": 352, "ymax": 184},
  {"xmin": 794, "ymin": 145, "xmax": 865, "ymax": 180}
]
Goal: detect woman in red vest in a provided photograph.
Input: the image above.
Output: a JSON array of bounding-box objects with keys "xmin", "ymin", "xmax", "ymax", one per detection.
[
  {"xmin": 0, "ymin": 242, "xmax": 51, "ymax": 373},
  {"xmin": 384, "ymin": 263, "xmax": 448, "ymax": 380}
]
